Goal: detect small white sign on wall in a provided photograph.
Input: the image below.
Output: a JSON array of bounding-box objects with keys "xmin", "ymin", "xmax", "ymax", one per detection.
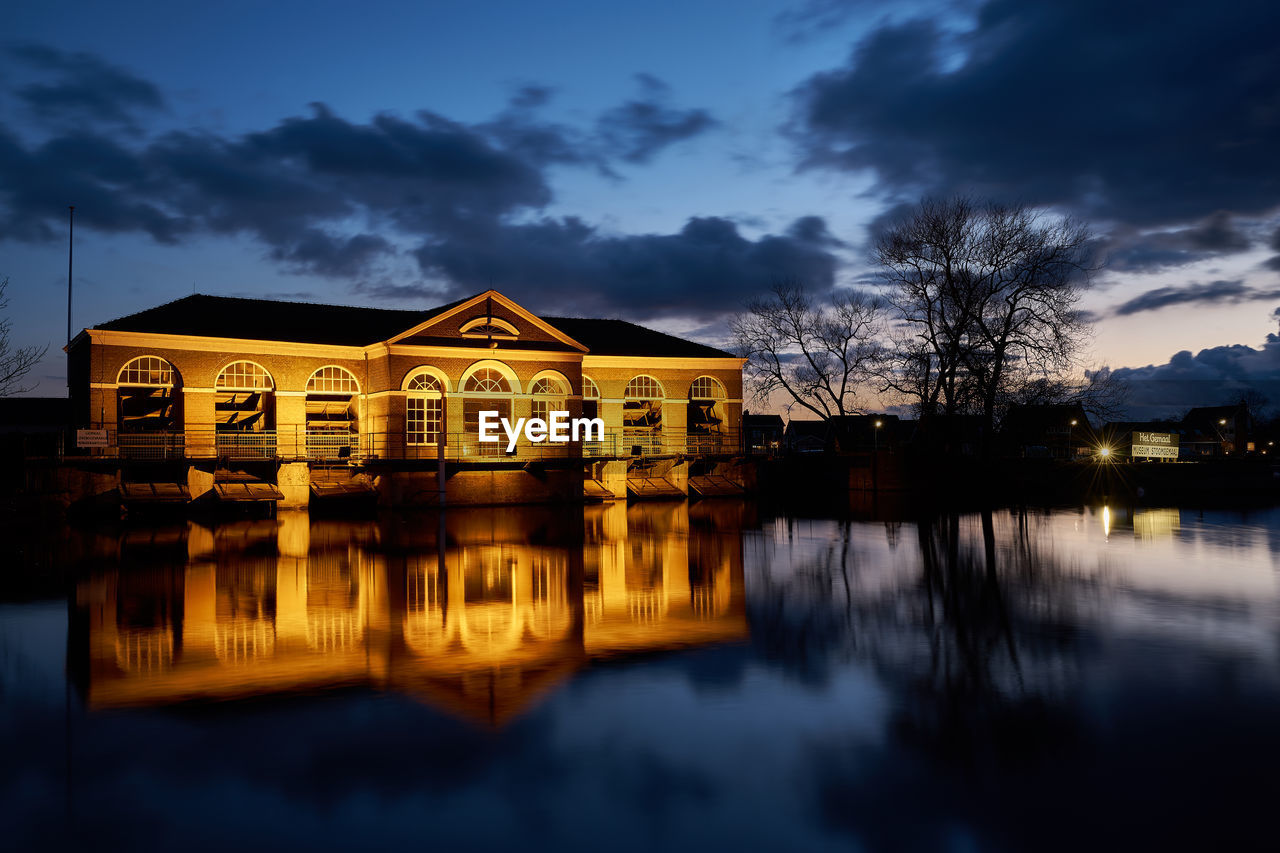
[{"xmin": 76, "ymin": 429, "xmax": 109, "ymax": 448}]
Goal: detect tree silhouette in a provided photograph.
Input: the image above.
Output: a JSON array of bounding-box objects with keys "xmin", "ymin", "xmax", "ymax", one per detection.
[{"xmin": 0, "ymin": 277, "xmax": 47, "ymax": 396}]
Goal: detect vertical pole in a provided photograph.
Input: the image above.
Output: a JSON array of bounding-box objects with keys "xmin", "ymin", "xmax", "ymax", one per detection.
[
  {"xmin": 67, "ymin": 206, "xmax": 75, "ymax": 440},
  {"xmin": 437, "ymin": 431, "xmax": 447, "ymax": 506},
  {"xmin": 66, "ymin": 206, "xmax": 74, "ymax": 356}
]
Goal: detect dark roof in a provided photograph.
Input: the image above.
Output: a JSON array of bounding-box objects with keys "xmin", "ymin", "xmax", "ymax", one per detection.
[
  {"xmin": 541, "ymin": 316, "xmax": 733, "ymax": 358},
  {"xmin": 91, "ymin": 294, "xmax": 734, "ymax": 357},
  {"xmin": 742, "ymin": 414, "xmax": 785, "ymax": 428},
  {"xmin": 784, "ymin": 420, "xmax": 828, "ymax": 437},
  {"xmin": 1103, "ymin": 420, "xmax": 1180, "ymax": 433},
  {"xmin": 1002, "ymin": 403, "xmax": 1094, "ymax": 435},
  {"xmin": 1183, "ymin": 404, "xmax": 1245, "ymax": 420},
  {"xmin": 94, "ymin": 294, "xmax": 441, "ymax": 346}
]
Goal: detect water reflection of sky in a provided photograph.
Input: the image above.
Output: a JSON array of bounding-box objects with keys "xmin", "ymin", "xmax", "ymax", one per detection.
[{"xmin": 2, "ymin": 503, "xmax": 1279, "ymax": 850}]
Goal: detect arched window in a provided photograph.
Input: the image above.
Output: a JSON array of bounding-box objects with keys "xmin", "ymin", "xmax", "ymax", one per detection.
[
  {"xmin": 624, "ymin": 375, "xmax": 664, "ymax": 454},
  {"xmin": 530, "ymin": 375, "xmax": 568, "ymax": 423},
  {"xmin": 688, "ymin": 375, "xmax": 726, "ymax": 448},
  {"xmin": 582, "ymin": 376, "xmax": 600, "ymax": 421},
  {"xmin": 215, "ymin": 362, "xmax": 274, "ymax": 433},
  {"xmin": 461, "ymin": 364, "xmax": 515, "ymax": 456},
  {"xmin": 118, "ymin": 356, "xmax": 174, "ymax": 387},
  {"xmin": 463, "ymin": 368, "xmax": 512, "ymax": 393},
  {"xmin": 406, "ymin": 370, "xmax": 444, "ymax": 446},
  {"xmin": 690, "ymin": 376, "xmax": 725, "ymax": 400},
  {"xmin": 305, "ymin": 366, "xmax": 360, "ymax": 458},
  {"xmin": 460, "ymin": 316, "xmax": 519, "ymax": 340},
  {"xmin": 116, "ymin": 356, "xmax": 180, "ymax": 434},
  {"xmin": 307, "ymin": 366, "xmax": 360, "ymax": 395}
]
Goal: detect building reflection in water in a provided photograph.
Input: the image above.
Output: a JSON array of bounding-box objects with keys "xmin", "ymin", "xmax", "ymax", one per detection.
[{"xmin": 71, "ymin": 502, "xmax": 747, "ymax": 725}]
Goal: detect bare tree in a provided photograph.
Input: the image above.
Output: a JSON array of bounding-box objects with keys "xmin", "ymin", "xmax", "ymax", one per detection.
[
  {"xmin": 731, "ymin": 281, "xmax": 883, "ymax": 420},
  {"xmin": 1006, "ymin": 366, "xmax": 1129, "ymax": 423},
  {"xmin": 875, "ymin": 198, "xmax": 1096, "ymax": 441},
  {"xmin": 0, "ymin": 277, "xmax": 48, "ymax": 396}
]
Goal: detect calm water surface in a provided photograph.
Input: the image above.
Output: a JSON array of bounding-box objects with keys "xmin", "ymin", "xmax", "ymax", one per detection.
[{"xmin": 3, "ymin": 501, "xmax": 1280, "ymax": 851}]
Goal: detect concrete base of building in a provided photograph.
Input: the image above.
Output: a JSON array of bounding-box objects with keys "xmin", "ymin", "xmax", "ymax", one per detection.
[
  {"xmin": 25, "ymin": 455, "xmax": 751, "ymax": 516},
  {"xmin": 277, "ymin": 462, "xmax": 311, "ymax": 509}
]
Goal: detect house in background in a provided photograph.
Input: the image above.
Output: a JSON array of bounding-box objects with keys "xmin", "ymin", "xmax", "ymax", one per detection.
[
  {"xmin": 741, "ymin": 413, "xmax": 784, "ymax": 455},
  {"xmin": 826, "ymin": 414, "xmax": 905, "ymax": 453},
  {"xmin": 783, "ymin": 420, "xmax": 828, "ymax": 454},
  {"xmin": 1181, "ymin": 402, "xmax": 1252, "ymax": 455},
  {"xmin": 1001, "ymin": 403, "xmax": 1096, "ymax": 458}
]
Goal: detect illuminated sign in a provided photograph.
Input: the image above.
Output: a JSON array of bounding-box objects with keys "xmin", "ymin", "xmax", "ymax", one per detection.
[{"xmin": 1132, "ymin": 431, "xmax": 1178, "ymax": 459}]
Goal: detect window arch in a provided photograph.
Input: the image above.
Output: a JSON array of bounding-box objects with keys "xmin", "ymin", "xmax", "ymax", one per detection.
[
  {"xmin": 460, "ymin": 316, "xmax": 519, "ymax": 339},
  {"xmin": 689, "ymin": 376, "xmax": 725, "ymax": 400},
  {"xmin": 624, "ymin": 375, "xmax": 664, "ymax": 453},
  {"xmin": 688, "ymin": 376, "xmax": 727, "ymax": 448},
  {"xmin": 116, "ymin": 356, "xmax": 180, "ymax": 434},
  {"xmin": 215, "ymin": 361, "xmax": 274, "ymax": 434},
  {"xmin": 305, "ymin": 366, "xmax": 360, "ymax": 456},
  {"xmin": 408, "ymin": 373, "xmax": 442, "ymax": 393},
  {"xmin": 581, "ymin": 376, "xmax": 601, "ymax": 422},
  {"xmin": 406, "ymin": 368, "xmax": 445, "ymax": 447},
  {"xmin": 216, "ymin": 361, "xmax": 273, "ymax": 390},
  {"xmin": 464, "ymin": 368, "xmax": 512, "ymax": 393},
  {"xmin": 625, "ymin": 375, "xmax": 664, "ymax": 400},
  {"xmin": 530, "ymin": 374, "xmax": 569, "ymax": 423},
  {"xmin": 307, "ymin": 365, "xmax": 360, "ymax": 394},
  {"xmin": 118, "ymin": 355, "xmax": 176, "ymax": 386},
  {"xmin": 460, "ymin": 362, "xmax": 517, "ymax": 456}
]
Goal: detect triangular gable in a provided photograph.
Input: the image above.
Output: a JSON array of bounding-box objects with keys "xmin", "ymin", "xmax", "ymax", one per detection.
[{"xmin": 387, "ymin": 290, "xmax": 589, "ymax": 352}]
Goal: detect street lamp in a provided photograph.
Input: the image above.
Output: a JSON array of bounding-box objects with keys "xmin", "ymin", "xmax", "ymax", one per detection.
[
  {"xmin": 1068, "ymin": 418, "xmax": 1077, "ymax": 460},
  {"xmin": 874, "ymin": 419, "xmax": 882, "ymax": 452}
]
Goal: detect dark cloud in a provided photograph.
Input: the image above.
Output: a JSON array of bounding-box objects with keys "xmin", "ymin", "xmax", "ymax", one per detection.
[
  {"xmin": 0, "ymin": 46, "xmax": 825, "ymax": 316},
  {"xmin": 1267, "ymin": 227, "xmax": 1280, "ymax": 272},
  {"xmin": 353, "ymin": 278, "xmax": 449, "ymax": 302},
  {"xmin": 269, "ymin": 231, "xmax": 394, "ymax": 278},
  {"xmin": 479, "ymin": 88, "xmax": 604, "ymax": 171},
  {"xmin": 1111, "ymin": 334, "xmax": 1280, "ymax": 418},
  {"xmin": 1102, "ymin": 213, "xmax": 1253, "ymax": 273},
  {"xmin": 0, "ymin": 127, "xmax": 185, "ymax": 242},
  {"xmin": 0, "ymin": 100, "xmax": 551, "ymax": 276},
  {"xmin": 1179, "ymin": 212, "xmax": 1253, "ymax": 253},
  {"xmin": 8, "ymin": 43, "xmax": 165, "ymax": 128},
  {"xmin": 786, "ymin": 215, "xmax": 846, "ymax": 248},
  {"xmin": 1113, "ymin": 280, "xmax": 1280, "ymax": 317},
  {"xmin": 413, "ymin": 215, "xmax": 840, "ymax": 320},
  {"xmin": 790, "ymin": 0, "xmax": 1280, "ymax": 227},
  {"xmin": 597, "ymin": 74, "xmax": 718, "ymax": 164}
]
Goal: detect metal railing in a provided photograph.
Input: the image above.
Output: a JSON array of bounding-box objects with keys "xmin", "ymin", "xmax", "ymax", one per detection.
[
  {"xmin": 55, "ymin": 426, "xmax": 743, "ymax": 462},
  {"xmin": 215, "ymin": 430, "xmax": 277, "ymax": 460},
  {"xmin": 118, "ymin": 432, "xmax": 186, "ymax": 460}
]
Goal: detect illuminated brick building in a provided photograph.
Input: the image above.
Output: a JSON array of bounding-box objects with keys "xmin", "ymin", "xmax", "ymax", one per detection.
[{"xmin": 67, "ymin": 290, "xmax": 745, "ymax": 506}]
